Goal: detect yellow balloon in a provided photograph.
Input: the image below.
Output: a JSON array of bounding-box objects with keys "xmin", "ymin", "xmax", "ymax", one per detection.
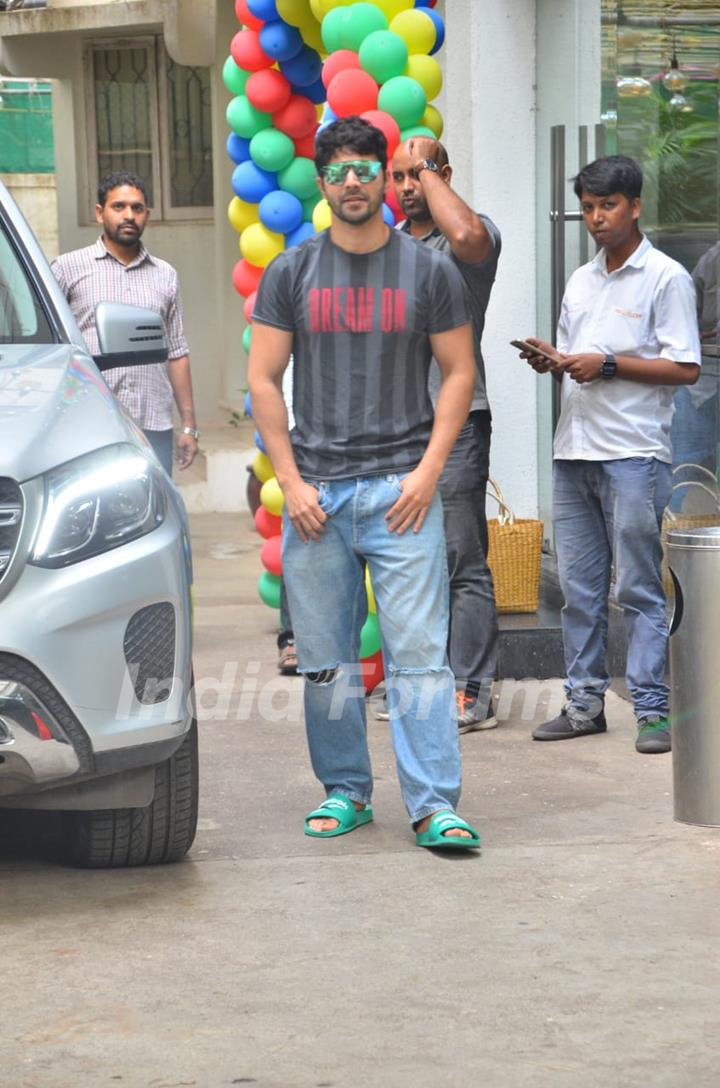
[
  {"xmin": 421, "ymin": 104, "xmax": 443, "ymax": 138},
  {"xmin": 312, "ymin": 198, "xmax": 332, "ymax": 232},
  {"xmin": 390, "ymin": 9, "xmax": 436, "ymax": 55},
  {"xmin": 377, "ymin": 0, "xmax": 413, "ymax": 21},
  {"xmin": 276, "ymin": 0, "xmax": 310, "ymax": 27},
  {"xmin": 240, "ymin": 223, "xmax": 285, "ymax": 268},
  {"xmin": 252, "ymin": 451, "xmax": 275, "ymax": 484},
  {"xmin": 299, "ymin": 17, "xmax": 325, "ymax": 52},
  {"xmin": 260, "ymin": 476, "xmax": 285, "ymax": 517},
  {"xmin": 228, "ymin": 196, "xmax": 259, "ymax": 234},
  {"xmin": 309, "ymin": 0, "xmax": 324, "ymax": 21},
  {"xmin": 405, "ymin": 54, "xmax": 443, "ymax": 101},
  {"xmin": 319, "ymin": 0, "xmax": 354, "ymax": 14},
  {"xmin": 365, "ymin": 567, "xmax": 377, "ymax": 614}
]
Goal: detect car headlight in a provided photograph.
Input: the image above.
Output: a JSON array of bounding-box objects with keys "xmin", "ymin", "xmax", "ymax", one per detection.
[{"xmin": 31, "ymin": 444, "xmax": 166, "ymax": 568}]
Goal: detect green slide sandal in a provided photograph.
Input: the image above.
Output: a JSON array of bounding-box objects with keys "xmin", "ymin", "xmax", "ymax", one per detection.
[
  {"xmin": 415, "ymin": 811, "xmax": 481, "ymax": 851},
  {"xmin": 304, "ymin": 794, "xmax": 374, "ymax": 838}
]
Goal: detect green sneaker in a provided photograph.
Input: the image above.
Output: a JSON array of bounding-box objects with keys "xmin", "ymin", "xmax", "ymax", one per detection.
[{"xmin": 636, "ymin": 715, "xmax": 671, "ymax": 754}]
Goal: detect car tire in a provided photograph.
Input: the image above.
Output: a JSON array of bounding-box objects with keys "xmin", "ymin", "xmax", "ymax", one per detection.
[{"xmin": 65, "ymin": 719, "xmax": 199, "ymax": 869}]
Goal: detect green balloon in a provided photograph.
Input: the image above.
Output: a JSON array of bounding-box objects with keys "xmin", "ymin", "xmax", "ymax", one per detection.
[
  {"xmin": 243, "ymin": 325, "xmax": 252, "ymax": 352},
  {"xmin": 321, "ymin": 7, "xmax": 346, "ymax": 53},
  {"xmin": 359, "ymin": 30, "xmax": 408, "ymax": 84},
  {"xmin": 226, "ymin": 95, "xmax": 272, "ymax": 139},
  {"xmin": 301, "ymin": 191, "xmax": 321, "ymax": 221},
  {"xmin": 250, "ymin": 128, "xmax": 295, "ymax": 173},
  {"xmin": 223, "ymin": 56, "xmax": 249, "ymax": 96},
  {"xmin": 340, "ymin": 3, "xmax": 388, "ymax": 51},
  {"xmin": 359, "ymin": 612, "xmax": 381, "ymax": 659},
  {"xmin": 399, "ymin": 125, "xmax": 437, "ymax": 140},
  {"xmin": 258, "ymin": 570, "xmax": 282, "ymax": 610},
  {"xmin": 278, "ymin": 156, "xmax": 319, "ymax": 200},
  {"xmin": 377, "ymin": 75, "xmax": 426, "ymax": 130}
]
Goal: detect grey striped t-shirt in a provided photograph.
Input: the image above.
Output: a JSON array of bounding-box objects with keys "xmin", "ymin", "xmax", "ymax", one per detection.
[{"xmin": 252, "ymin": 229, "xmax": 470, "ymax": 481}]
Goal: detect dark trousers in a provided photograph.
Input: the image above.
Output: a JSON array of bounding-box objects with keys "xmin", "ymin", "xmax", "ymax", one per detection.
[
  {"xmin": 438, "ymin": 409, "xmax": 498, "ymax": 715},
  {"xmin": 144, "ymin": 428, "xmax": 173, "ymax": 476}
]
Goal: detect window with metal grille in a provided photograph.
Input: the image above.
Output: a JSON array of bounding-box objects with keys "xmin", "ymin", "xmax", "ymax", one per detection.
[{"xmin": 85, "ymin": 38, "xmax": 213, "ymax": 221}]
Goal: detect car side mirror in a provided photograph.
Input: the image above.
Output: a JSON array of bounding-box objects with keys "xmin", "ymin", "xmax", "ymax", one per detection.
[{"xmin": 93, "ymin": 302, "xmax": 168, "ymax": 372}]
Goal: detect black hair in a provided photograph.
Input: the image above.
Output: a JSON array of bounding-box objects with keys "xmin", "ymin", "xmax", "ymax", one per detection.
[
  {"xmin": 572, "ymin": 155, "xmax": 643, "ymax": 201},
  {"xmin": 97, "ymin": 171, "xmax": 150, "ymax": 207},
  {"xmin": 314, "ymin": 116, "xmax": 387, "ymax": 173}
]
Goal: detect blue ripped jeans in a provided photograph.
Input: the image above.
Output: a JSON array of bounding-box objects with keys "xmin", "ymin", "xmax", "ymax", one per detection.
[{"xmin": 282, "ymin": 473, "xmax": 461, "ymax": 825}]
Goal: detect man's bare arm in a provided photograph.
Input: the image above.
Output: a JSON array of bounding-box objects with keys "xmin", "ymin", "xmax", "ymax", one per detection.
[{"xmin": 248, "ymin": 323, "xmax": 327, "ymax": 543}]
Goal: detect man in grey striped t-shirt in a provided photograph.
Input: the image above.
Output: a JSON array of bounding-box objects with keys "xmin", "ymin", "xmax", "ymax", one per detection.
[{"xmin": 249, "ymin": 117, "xmax": 481, "ymax": 851}]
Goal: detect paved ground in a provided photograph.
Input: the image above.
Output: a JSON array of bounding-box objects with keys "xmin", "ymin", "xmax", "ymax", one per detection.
[{"xmin": 2, "ymin": 512, "xmax": 719, "ymax": 1088}]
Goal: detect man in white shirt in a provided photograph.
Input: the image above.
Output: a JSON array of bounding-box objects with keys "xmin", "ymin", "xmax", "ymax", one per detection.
[{"xmin": 519, "ymin": 154, "xmax": 701, "ymax": 754}]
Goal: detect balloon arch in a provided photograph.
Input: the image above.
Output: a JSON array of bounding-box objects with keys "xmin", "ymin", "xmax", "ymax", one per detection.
[{"xmin": 225, "ymin": 0, "xmax": 445, "ymax": 691}]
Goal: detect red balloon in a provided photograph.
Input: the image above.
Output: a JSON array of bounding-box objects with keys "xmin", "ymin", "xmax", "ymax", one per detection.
[
  {"xmin": 385, "ymin": 182, "xmax": 403, "ymax": 223},
  {"xmin": 260, "ymin": 534, "xmax": 283, "ymax": 577},
  {"xmin": 254, "ymin": 506, "xmax": 282, "ymax": 540},
  {"xmin": 235, "ymin": 0, "xmax": 264, "ymax": 30},
  {"xmin": 361, "ymin": 109, "xmax": 400, "ymax": 160},
  {"xmin": 233, "ymin": 258, "xmax": 264, "ymax": 297},
  {"xmin": 243, "ymin": 289, "xmax": 257, "ymax": 323},
  {"xmin": 273, "ymin": 94, "xmax": 317, "ymax": 139},
  {"xmin": 230, "ymin": 29, "xmax": 273, "ymax": 72},
  {"xmin": 327, "ymin": 69, "xmax": 378, "ymax": 118},
  {"xmin": 293, "ymin": 131, "xmax": 317, "ymax": 159},
  {"xmin": 321, "ymin": 49, "xmax": 362, "ymax": 90},
  {"xmin": 360, "ymin": 649, "xmax": 384, "ymax": 695},
  {"xmin": 246, "ymin": 68, "xmax": 292, "ymax": 113}
]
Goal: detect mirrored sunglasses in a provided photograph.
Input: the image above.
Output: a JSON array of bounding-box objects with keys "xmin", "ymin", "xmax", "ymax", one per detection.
[{"xmin": 320, "ymin": 160, "xmax": 383, "ymax": 185}]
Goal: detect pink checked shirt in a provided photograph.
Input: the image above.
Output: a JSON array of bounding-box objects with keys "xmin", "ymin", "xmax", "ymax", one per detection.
[{"xmin": 52, "ymin": 238, "xmax": 189, "ymax": 430}]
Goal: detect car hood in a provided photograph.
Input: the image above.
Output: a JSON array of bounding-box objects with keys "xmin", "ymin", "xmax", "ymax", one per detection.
[{"xmin": 0, "ymin": 344, "xmax": 147, "ymax": 482}]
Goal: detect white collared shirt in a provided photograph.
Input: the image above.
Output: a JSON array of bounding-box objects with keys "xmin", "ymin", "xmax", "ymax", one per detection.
[{"xmin": 553, "ymin": 235, "xmax": 701, "ymax": 462}]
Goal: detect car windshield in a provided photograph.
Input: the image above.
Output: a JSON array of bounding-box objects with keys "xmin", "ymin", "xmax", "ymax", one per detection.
[{"xmin": 0, "ymin": 222, "xmax": 54, "ymax": 344}]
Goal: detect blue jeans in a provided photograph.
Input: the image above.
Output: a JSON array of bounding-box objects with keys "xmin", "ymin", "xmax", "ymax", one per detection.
[
  {"xmin": 553, "ymin": 457, "xmax": 672, "ymax": 719},
  {"xmin": 282, "ymin": 473, "xmax": 461, "ymax": 825},
  {"xmin": 144, "ymin": 428, "xmax": 173, "ymax": 476},
  {"xmin": 439, "ymin": 410, "xmax": 497, "ymax": 713}
]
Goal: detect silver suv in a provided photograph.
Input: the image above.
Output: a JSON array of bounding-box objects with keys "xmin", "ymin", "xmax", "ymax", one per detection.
[{"xmin": 0, "ymin": 180, "xmax": 197, "ymax": 867}]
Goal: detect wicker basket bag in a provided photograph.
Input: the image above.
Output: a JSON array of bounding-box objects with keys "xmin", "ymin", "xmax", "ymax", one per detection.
[{"xmin": 486, "ymin": 479, "xmax": 544, "ymax": 613}]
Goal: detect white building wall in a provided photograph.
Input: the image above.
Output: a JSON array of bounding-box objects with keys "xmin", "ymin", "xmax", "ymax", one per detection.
[{"xmin": 443, "ymin": 0, "xmax": 539, "ymax": 519}]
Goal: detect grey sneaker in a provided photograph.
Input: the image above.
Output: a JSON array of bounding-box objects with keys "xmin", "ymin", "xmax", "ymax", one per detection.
[
  {"xmin": 532, "ymin": 704, "xmax": 607, "ymax": 741},
  {"xmin": 456, "ymin": 691, "xmax": 498, "ymax": 733},
  {"xmin": 635, "ymin": 715, "xmax": 671, "ymax": 754}
]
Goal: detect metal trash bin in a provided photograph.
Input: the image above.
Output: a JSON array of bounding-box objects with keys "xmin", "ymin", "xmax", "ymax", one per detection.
[{"xmin": 667, "ymin": 525, "xmax": 720, "ymax": 826}]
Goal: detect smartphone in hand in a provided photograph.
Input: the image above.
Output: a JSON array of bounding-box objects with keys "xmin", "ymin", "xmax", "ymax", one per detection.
[{"xmin": 510, "ymin": 339, "xmax": 561, "ymax": 364}]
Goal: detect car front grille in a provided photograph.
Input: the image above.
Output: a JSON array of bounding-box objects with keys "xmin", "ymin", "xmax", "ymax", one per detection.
[
  {"xmin": 0, "ymin": 479, "xmax": 23, "ymax": 583},
  {"xmin": 123, "ymin": 603, "xmax": 176, "ymax": 704}
]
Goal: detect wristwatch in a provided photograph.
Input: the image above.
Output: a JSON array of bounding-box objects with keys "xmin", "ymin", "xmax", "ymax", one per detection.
[
  {"xmin": 600, "ymin": 353, "xmax": 617, "ymax": 380},
  {"xmin": 181, "ymin": 426, "xmax": 199, "ymax": 439},
  {"xmin": 416, "ymin": 158, "xmax": 439, "ymax": 175}
]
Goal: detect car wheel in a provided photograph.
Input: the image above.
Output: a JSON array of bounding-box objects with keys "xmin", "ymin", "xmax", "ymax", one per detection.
[{"xmin": 65, "ymin": 719, "xmax": 199, "ymax": 869}]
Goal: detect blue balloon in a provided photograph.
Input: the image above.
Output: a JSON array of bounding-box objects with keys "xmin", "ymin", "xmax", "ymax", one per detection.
[
  {"xmin": 254, "ymin": 429, "xmax": 267, "ymax": 454},
  {"xmin": 260, "ymin": 20, "xmax": 304, "ymax": 62},
  {"xmin": 232, "ymin": 161, "xmax": 278, "ymax": 203},
  {"xmin": 245, "ymin": 390, "xmax": 253, "ymax": 418},
  {"xmin": 295, "ymin": 75, "xmax": 326, "ymax": 104},
  {"xmin": 259, "ymin": 189, "xmax": 304, "ymax": 234},
  {"xmin": 247, "ymin": 0, "xmax": 277, "ymax": 18},
  {"xmin": 382, "ymin": 203, "xmax": 396, "ymax": 227},
  {"xmin": 321, "ymin": 103, "xmax": 337, "ymax": 123},
  {"xmin": 280, "ymin": 46, "xmax": 322, "ymax": 88},
  {"xmin": 285, "ymin": 221, "xmax": 315, "ymax": 249},
  {"xmin": 418, "ymin": 7, "xmax": 445, "ymax": 54},
  {"xmin": 227, "ymin": 132, "xmax": 251, "ymax": 164}
]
